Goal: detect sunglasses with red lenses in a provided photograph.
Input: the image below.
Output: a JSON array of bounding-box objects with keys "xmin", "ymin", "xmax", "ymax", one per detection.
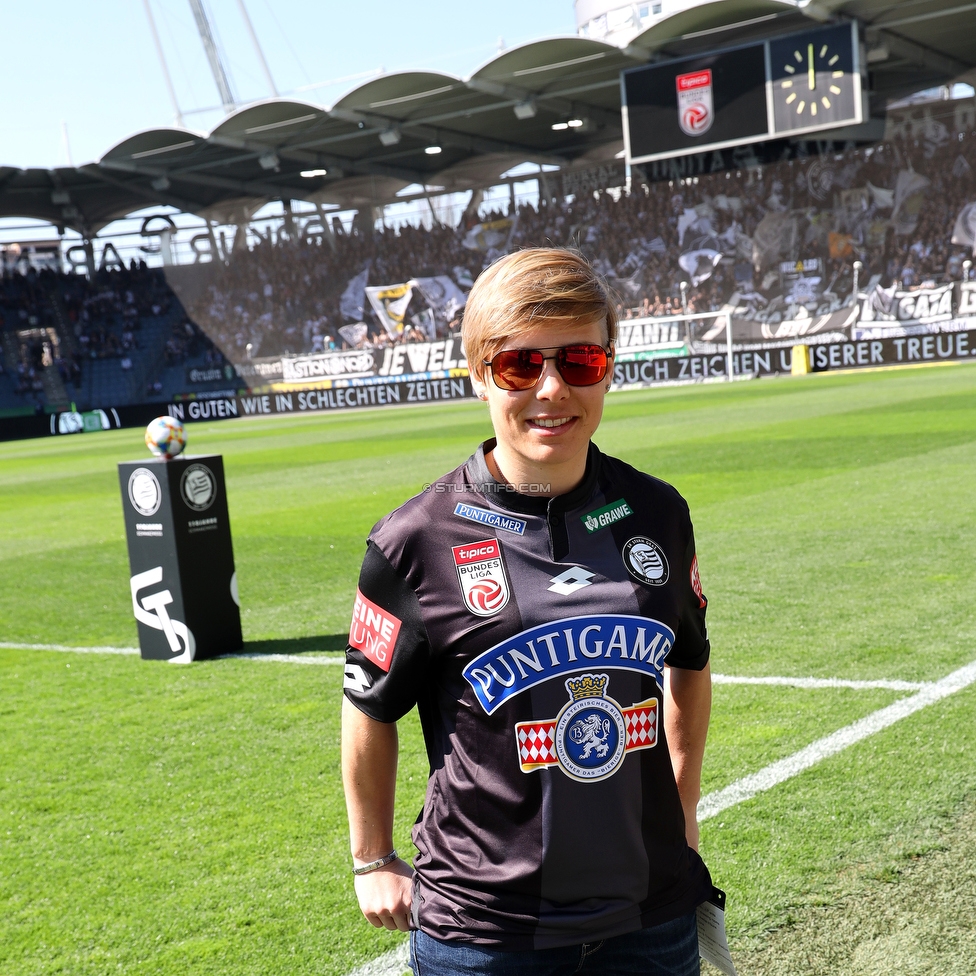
[{"xmin": 484, "ymin": 343, "xmax": 612, "ymax": 391}]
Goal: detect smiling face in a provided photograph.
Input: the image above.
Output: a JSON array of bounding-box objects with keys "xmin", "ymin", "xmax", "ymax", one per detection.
[{"xmin": 474, "ymin": 317, "xmax": 612, "ymax": 496}]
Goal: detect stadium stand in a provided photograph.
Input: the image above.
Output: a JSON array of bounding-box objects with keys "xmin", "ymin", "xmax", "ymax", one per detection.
[
  {"xmin": 5, "ymin": 98, "xmax": 974, "ymax": 415},
  {"xmin": 180, "ymin": 98, "xmax": 976, "ymax": 357},
  {"xmin": 1, "ymin": 0, "xmax": 975, "ymax": 420},
  {"xmin": 5, "ymin": 92, "xmax": 976, "ymax": 416},
  {"xmin": 0, "ymin": 264, "xmax": 233, "ymax": 413}
]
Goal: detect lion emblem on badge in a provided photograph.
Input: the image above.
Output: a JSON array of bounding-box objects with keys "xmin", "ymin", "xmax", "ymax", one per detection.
[
  {"xmin": 551, "ymin": 673, "xmax": 628, "ymax": 782},
  {"xmin": 569, "ymin": 712, "xmax": 612, "ymax": 760}
]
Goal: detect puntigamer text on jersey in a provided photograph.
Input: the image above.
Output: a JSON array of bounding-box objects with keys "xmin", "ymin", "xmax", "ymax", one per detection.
[{"xmin": 462, "ymin": 613, "xmax": 675, "ymax": 714}]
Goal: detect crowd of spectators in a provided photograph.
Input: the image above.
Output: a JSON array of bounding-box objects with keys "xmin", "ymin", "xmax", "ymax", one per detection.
[
  {"xmin": 0, "ymin": 268, "xmax": 72, "ymax": 401},
  {"xmin": 0, "ymin": 261, "xmax": 223, "ymax": 407},
  {"xmin": 3, "ymin": 101, "xmax": 974, "ymax": 405},
  {"xmin": 181, "ymin": 102, "xmax": 976, "ymax": 360},
  {"xmin": 186, "ymin": 220, "xmax": 476, "ymax": 360}
]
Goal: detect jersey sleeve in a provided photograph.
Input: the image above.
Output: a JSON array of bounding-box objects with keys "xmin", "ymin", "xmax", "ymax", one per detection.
[
  {"xmin": 664, "ymin": 514, "xmax": 710, "ymax": 671},
  {"xmin": 343, "ymin": 540, "xmax": 431, "ymax": 723}
]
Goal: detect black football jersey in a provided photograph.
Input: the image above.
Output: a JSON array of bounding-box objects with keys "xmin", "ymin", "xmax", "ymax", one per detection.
[{"xmin": 344, "ymin": 439, "xmax": 712, "ymax": 949}]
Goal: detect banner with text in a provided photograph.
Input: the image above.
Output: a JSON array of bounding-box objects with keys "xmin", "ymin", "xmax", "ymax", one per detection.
[
  {"xmin": 166, "ymin": 376, "xmax": 476, "ymax": 424},
  {"xmin": 277, "ymin": 337, "xmax": 466, "ymax": 386},
  {"xmin": 613, "ymin": 329, "xmax": 976, "ymax": 387}
]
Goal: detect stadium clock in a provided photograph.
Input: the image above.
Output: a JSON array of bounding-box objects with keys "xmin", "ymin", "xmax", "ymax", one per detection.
[
  {"xmin": 768, "ymin": 22, "xmax": 860, "ymax": 135},
  {"xmin": 622, "ymin": 20, "xmax": 864, "ymax": 165}
]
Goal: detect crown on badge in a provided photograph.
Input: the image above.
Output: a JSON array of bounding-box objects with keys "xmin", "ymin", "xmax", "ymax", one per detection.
[{"xmin": 565, "ymin": 673, "xmax": 608, "ymax": 701}]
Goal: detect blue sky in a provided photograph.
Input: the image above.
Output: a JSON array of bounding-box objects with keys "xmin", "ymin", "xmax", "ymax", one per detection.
[{"xmin": 1, "ymin": 0, "xmax": 575, "ymax": 169}]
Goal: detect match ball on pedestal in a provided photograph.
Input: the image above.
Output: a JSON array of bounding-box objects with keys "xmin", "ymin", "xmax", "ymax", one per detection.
[{"xmin": 145, "ymin": 416, "xmax": 186, "ymax": 459}]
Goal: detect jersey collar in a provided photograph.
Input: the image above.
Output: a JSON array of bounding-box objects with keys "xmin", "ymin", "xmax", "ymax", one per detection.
[{"xmin": 466, "ymin": 439, "xmax": 602, "ymax": 516}]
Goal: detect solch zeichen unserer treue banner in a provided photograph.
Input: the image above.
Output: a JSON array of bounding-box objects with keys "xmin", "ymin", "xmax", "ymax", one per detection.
[{"xmin": 613, "ymin": 329, "xmax": 976, "ymax": 387}]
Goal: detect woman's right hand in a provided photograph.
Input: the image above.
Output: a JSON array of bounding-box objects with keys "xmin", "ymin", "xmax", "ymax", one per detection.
[{"xmin": 353, "ymin": 858, "xmax": 415, "ymax": 932}]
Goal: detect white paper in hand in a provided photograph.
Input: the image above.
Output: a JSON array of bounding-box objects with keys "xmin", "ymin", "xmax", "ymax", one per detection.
[{"xmin": 697, "ymin": 887, "xmax": 737, "ymax": 975}]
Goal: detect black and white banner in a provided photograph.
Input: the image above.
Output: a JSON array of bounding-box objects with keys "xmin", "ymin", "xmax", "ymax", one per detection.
[
  {"xmin": 279, "ymin": 336, "xmax": 467, "ymax": 383},
  {"xmin": 167, "ymin": 375, "xmax": 476, "ymax": 422},
  {"xmin": 857, "ymin": 282, "xmax": 954, "ymax": 329},
  {"xmin": 281, "ymin": 348, "xmax": 378, "ymax": 381},
  {"xmin": 6, "ymin": 331, "xmax": 974, "ymax": 443},
  {"xmin": 614, "ymin": 329, "xmax": 976, "ymax": 388}
]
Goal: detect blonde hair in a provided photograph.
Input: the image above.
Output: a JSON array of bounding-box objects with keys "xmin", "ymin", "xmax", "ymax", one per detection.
[{"xmin": 462, "ymin": 248, "xmax": 618, "ymax": 382}]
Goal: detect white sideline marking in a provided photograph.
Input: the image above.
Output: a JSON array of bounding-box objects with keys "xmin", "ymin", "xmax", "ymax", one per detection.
[
  {"xmin": 712, "ymin": 673, "xmax": 928, "ymax": 692},
  {"xmin": 346, "ymin": 942, "xmax": 409, "ymax": 976},
  {"xmin": 0, "ymin": 643, "xmax": 944, "ymax": 686},
  {"xmin": 0, "ymin": 641, "xmax": 139, "ymax": 655},
  {"xmin": 217, "ymin": 651, "xmax": 344, "ymax": 665},
  {"xmin": 0, "ymin": 642, "xmax": 343, "ymax": 663},
  {"xmin": 699, "ymin": 658, "xmax": 976, "ymax": 822}
]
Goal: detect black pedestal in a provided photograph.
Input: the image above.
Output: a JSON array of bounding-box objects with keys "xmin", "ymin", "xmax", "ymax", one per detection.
[{"xmin": 118, "ymin": 455, "xmax": 243, "ymax": 662}]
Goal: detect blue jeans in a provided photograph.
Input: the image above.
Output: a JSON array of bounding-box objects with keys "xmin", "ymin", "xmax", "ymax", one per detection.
[{"xmin": 410, "ymin": 911, "xmax": 700, "ymax": 976}]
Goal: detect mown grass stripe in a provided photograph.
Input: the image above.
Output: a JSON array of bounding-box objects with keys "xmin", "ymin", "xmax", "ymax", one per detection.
[
  {"xmin": 699, "ymin": 659, "xmax": 976, "ymax": 822},
  {"xmin": 3, "ymin": 643, "xmax": 939, "ymax": 685}
]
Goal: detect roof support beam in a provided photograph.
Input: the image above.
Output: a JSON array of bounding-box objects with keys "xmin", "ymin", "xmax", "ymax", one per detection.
[
  {"xmin": 205, "ymin": 134, "xmax": 425, "ymax": 184},
  {"xmin": 99, "ymin": 158, "xmax": 311, "ymax": 203},
  {"xmin": 800, "ymin": 1, "xmax": 974, "ymax": 78},
  {"xmin": 46, "ymin": 168, "xmax": 95, "ymax": 236},
  {"xmin": 170, "ymin": 76, "xmax": 622, "ymax": 180},
  {"xmin": 0, "ymin": 168, "xmax": 21, "ymax": 196},
  {"xmin": 463, "ymin": 77, "xmax": 623, "ymax": 130},
  {"xmin": 328, "ymin": 107, "xmax": 570, "ymax": 165},
  {"xmin": 864, "ymin": 28, "xmax": 971, "ymax": 79},
  {"xmin": 78, "ymin": 164, "xmax": 207, "ymax": 218}
]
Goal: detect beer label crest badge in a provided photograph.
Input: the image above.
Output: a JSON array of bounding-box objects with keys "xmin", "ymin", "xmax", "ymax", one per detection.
[
  {"xmin": 453, "ymin": 538, "xmax": 510, "ymax": 616},
  {"xmin": 515, "ymin": 673, "xmax": 658, "ymax": 782},
  {"xmin": 676, "ymin": 69, "xmax": 713, "ymax": 137}
]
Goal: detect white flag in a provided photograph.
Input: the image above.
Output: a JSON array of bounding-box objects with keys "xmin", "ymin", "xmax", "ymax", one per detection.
[
  {"xmin": 339, "ymin": 323, "xmax": 368, "ymax": 347},
  {"xmin": 951, "ymin": 202, "xmax": 976, "ymax": 251},
  {"xmin": 678, "ymin": 249, "xmax": 722, "ymax": 287}
]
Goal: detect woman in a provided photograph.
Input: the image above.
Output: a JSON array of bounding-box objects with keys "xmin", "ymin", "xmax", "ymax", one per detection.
[{"xmin": 342, "ymin": 248, "xmax": 713, "ymax": 975}]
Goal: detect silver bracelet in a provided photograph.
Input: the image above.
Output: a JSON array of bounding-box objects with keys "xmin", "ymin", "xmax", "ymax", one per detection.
[{"xmin": 352, "ymin": 850, "xmax": 399, "ymax": 875}]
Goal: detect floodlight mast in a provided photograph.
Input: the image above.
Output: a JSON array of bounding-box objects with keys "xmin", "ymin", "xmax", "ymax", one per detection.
[
  {"xmin": 187, "ymin": 0, "xmax": 238, "ymax": 113},
  {"xmin": 235, "ymin": 0, "xmax": 278, "ymax": 97},
  {"xmin": 142, "ymin": 0, "xmax": 186, "ymax": 127}
]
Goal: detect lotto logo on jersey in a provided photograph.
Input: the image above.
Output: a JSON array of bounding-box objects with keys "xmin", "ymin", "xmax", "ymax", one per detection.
[
  {"xmin": 349, "ymin": 589, "xmax": 402, "ymax": 672},
  {"xmin": 452, "ymin": 538, "xmax": 510, "ymax": 617}
]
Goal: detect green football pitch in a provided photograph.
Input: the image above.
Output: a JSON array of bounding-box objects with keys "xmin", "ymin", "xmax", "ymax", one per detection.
[{"xmin": 2, "ymin": 363, "xmax": 976, "ymax": 976}]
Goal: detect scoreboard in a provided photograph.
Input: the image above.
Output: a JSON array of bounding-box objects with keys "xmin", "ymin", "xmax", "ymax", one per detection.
[{"xmin": 622, "ymin": 21, "xmax": 863, "ymax": 165}]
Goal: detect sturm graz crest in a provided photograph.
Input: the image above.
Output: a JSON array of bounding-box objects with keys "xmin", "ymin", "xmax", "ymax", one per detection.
[
  {"xmin": 128, "ymin": 467, "xmax": 161, "ymax": 517},
  {"xmin": 622, "ymin": 536, "xmax": 669, "ymax": 586},
  {"xmin": 180, "ymin": 463, "xmax": 217, "ymax": 512}
]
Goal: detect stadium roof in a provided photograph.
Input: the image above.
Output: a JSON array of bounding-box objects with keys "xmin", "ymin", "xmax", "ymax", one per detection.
[{"xmin": 2, "ymin": 0, "xmax": 976, "ymax": 235}]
